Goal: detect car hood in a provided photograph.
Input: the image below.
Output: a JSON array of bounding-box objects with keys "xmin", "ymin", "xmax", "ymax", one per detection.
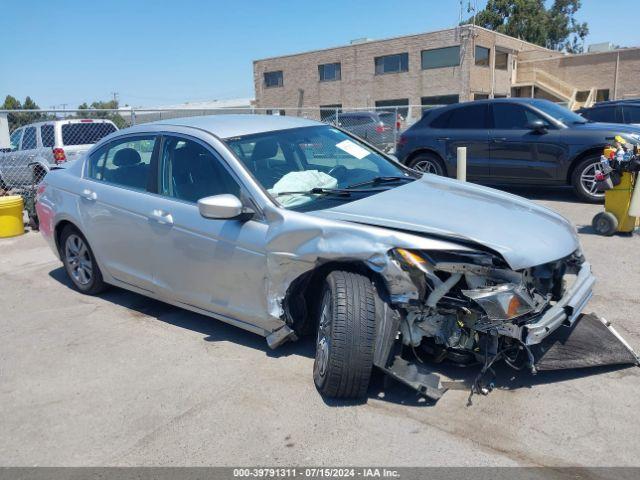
[
  {"xmin": 309, "ymin": 176, "xmax": 579, "ymax": 270},
  {"xmin": 572, "ymin": 122, "xmax": 640, "ymax": 136}
]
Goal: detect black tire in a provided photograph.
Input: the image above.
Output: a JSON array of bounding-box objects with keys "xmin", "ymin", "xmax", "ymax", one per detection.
[
  {"xmin": 592, "ymin": 211, "xmax": 618, "ymax": 236},
  {"xmin": 313, "ymin": 271, "xmax": 377, "ymax": 399},
  {"xmin": 571, "ymin": 156, "xmax": 606, "ymax": 203},
  {"xmin": 0, "ymin": 174, "xmax": 7, "ymax": 191},
  {"xmin": 408, "ymin": 152, "xmax": 445, "ymax": 176},
  {"xmin": 60, "ymin": 225, "xmax": 108, "ymax": 295}
]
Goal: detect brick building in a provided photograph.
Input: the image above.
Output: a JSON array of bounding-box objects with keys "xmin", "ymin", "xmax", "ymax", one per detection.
[{"xmin": 253, "ymin": 25, "xmax": 640, "ymax": 120}]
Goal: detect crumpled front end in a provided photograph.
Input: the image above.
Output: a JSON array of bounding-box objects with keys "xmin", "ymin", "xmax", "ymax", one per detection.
[{"xmin": 382, "ymin": 246, "xmax": 639, "ymax": 400}]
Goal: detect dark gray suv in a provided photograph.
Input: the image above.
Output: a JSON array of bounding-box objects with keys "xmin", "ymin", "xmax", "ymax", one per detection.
[{"xmin": 396, "ymin": 98, "xmax": 640, "ymax": 202}]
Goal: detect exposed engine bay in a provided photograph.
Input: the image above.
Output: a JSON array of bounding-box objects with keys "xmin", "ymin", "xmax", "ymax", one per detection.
[{"xmin": 375, "ymin": 247, "xmax": 639, "ymax": 402}]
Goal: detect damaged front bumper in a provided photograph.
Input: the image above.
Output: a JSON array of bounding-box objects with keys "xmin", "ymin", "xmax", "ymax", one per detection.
[{"xmin": 523, "ymin": 261, "xmax": 595, "ymax": 345}]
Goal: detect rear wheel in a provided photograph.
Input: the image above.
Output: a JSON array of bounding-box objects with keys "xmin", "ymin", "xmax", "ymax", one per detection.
[
  {"xmin": 60, "ymin": 226, "xmax": 107, "ymax": 295},
  {"xmin": 313, "ymin": 271, "xmax": 377, "ymax": 399},
  {"xmin": 572, "ymin": 156, "xmax": 606, "ymax": 203},
  {"xmin": 408, "ymin": 153, "xmax": 445, "ymax": 176},
  {"xmin": 592, "ymin": 211, "xmax": 618, "ymax": 236}
]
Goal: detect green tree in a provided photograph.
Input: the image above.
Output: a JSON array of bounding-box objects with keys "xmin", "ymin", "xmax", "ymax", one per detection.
[
  {"xmin": 1, "ymin": 95, "xmax": 46, "ymax": 131},
  {"xmin": 77, "ymin": 99, "xmax": 127, "ymax": 129},
  {"xmin": 467, "ymin": 0, "xmax": 589, "ymax": 53}
]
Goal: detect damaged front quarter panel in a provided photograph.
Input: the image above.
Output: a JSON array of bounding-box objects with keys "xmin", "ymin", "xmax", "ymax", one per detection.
[{"xmin": 261, "ymin": 203, "xmax": 473, "ymax": 326}]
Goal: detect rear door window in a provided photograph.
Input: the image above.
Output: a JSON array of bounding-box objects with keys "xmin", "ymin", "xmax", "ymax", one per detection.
[
  {"xmin": 87, "ymin": 135, "xmax": 156, "ymax": 191},
  {"xmin": 445, "ymin": 104, "xmax": 488, "ymax": 129},
  {"xmin": 21, "ymin": 127, "xmax": 37, "ymax": 150},
  {"xmin": 41, "ymin": 125, "xmax": 55, "ymax": 147},
  {"xmin": 62, "ymin": 122, "xmax": 117, "ymax": 146}
]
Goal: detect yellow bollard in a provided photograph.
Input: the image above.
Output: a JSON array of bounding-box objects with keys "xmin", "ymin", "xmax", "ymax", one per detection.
[{"xmin": 0, "ymin": 195, "xmax": 25, "ymax": 238}]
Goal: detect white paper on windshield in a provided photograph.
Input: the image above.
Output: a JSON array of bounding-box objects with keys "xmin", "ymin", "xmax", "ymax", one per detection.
[{"xmin": 335, "ymin": 139, "xmax": 370, "ymax": 160}]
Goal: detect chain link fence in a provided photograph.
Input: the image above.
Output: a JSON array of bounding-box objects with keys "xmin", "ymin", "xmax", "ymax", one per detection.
[{"xmin": 0, "ymin": 104, "xmax": 437, "ymax": 228}]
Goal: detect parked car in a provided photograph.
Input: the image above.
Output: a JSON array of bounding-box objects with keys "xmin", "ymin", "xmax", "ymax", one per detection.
[
  {"xmin": 325, "ymin": 111, "xmax": 397, "ymax": 152},
  {"xmin": 0, "ymin": 119, "xmax": 118, "ymax": 190},
  {"xmin": 37, "ymin": 114, "xmax": 607, "ymax": 400},
  {"xmin": 577, "ymin": 99, "xmax": 640, "ymax": 125},
  {"xmin": 395, "ymin": 98, "xmax": 640, "ymax": 202}
]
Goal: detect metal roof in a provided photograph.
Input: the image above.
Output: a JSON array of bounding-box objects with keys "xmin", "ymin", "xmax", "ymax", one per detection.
[{"xmin": 148, "ymin": 114, "xmax": 324, "ymax": 138}]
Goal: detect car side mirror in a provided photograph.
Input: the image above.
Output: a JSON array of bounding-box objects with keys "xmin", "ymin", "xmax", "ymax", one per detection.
[
  {"xmin": 526, "ymin": 120, "xmax": 548, "ymax": 133},
  {"xmin": 197, "ymin": 194, "xmax": 253, "ymax": 220}
]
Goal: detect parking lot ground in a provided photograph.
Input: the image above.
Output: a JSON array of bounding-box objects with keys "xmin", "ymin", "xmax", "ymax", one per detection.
[{"xmin": 1, "ymin": 187, "xmax": 639, "ymax": 467}]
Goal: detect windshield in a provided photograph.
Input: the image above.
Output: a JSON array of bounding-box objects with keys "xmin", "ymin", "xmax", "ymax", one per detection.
[
  {"xmin": 533, "ymin": 101, "xmax": 588, "ymax": 125},
  {"xmin": 225, "ymin": 125, "xmax": 413, "ymax": 211}
]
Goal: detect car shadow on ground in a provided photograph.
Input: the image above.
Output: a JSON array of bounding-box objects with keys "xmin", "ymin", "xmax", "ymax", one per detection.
[{"xmin": 49, "ymin": 266, "xmax": 634, "ymax": 408}]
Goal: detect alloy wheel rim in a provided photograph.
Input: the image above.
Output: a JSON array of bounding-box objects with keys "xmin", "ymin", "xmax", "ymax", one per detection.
[
  {"xmin": 413, "ymin": 160, "xmax": 439, "ymax": 174},
  {"xmin": 580, "ymin": 162, "xmax": 605, "ymax": 198},
  {"xmin": 65, "ymin": 234, "xmax": 93, "ymax": 286},
  {"xmin": 314, "ymin": 291, "xmax": 332, "ymax": 379}
]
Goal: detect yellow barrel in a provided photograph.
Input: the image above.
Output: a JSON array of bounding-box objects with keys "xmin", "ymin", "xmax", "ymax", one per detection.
[{"xmin": 0, "ymin": 195, "xmax": 25, "ymax": 238}]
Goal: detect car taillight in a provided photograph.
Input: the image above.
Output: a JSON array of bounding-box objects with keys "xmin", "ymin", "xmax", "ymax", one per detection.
[
  {"xmin": 375, "ymin": 123, "xmax": 389, "ymax": 133},
  {"xmin": 53, "ymin": 147, "xmax": 66, "ymax": 164},
  {"xmin": 35, "ymin": 182, "xmax": 47, "ymax": 202},
  {"xmin": 396, "ymin": 134, "xmax": 408, "ymax": 148}
]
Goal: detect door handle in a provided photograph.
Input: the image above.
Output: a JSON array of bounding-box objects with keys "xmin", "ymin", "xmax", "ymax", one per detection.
[
  {"xmin": 437, "ymin": 137, "xmax": 451, "ymax": 141},
  {"xmin": 491, "ymin": 137, "xmax": 508, "ymax": 143},
  {"xmin": 149, "ymin": 209, "xmax": 174, "ymax": 226},
  {"xmin": 80, "ymin": 189, "xmax": 97, "ymax": 201}
]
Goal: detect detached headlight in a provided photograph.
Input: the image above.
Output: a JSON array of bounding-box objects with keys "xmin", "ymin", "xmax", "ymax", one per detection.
[{"xmin": 462, "ymin": 283, "xmax": 535, "ymax": 321}]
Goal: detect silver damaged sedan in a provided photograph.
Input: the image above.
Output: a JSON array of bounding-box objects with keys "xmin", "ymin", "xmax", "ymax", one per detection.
[{"xmin": 36, "ymin": 115, "xmax": 638, "ymax": 400}]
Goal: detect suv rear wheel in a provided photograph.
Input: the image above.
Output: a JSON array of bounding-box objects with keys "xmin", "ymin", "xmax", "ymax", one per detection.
[
  {"xmin": 408, "ymin": 153, "xmax": 445, "ymax": 176},
  {"xmin": 313, "ymin": 271, "xmax": 377, "ymax": 399},
  {"xmin": 572, "ymin": 156, "xmax": 606, "ymax": 203}
]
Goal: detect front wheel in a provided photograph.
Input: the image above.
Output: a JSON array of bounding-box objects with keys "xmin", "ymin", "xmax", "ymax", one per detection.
[
  {"xmin": 408, "ymin": 153, "xmax": 445, "ymax": 176},
  {"xmin": 572, "ymin": 157, "xmax": 606, "ymax": 203},
  {"xmin": 313, "ymin": 271, "xmax": 377, "ymax": 399}
]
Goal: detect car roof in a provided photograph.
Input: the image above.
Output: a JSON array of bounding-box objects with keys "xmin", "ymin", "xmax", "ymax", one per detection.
[
  {"xmin": 583, "ymin": 99, "xmax": 640, "ymax": 109},
  {"xmin": 146, "ymin": 114, "xmax": 324, "ymax": 138}
]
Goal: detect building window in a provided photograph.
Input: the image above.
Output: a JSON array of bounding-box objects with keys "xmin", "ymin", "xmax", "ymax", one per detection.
[
  {"xmin": 375, "ymin": 98, "xmax": 409, "ymax": 118},
  {"xmin": 374, "ymin": 53, "xmax": 408, "ymax": 75},
  {"xmin": 266, "ymin": 109, "xmax": 286, "ymax": 116},
  {"xmin": 318, "ymin": 62, "xmax": 341, "ymax": 82},
  {"xmin": 495, "ymin": 51, "xmax": 508, "ymax": 70},
  {"xmin": 264, "ymin": 71, "xmax": 283, "ymax": 88},
  {"xmin": 421, "ymin": 94, "xmax": 459, "ymax": 109},
  {"xmin": 320, "ymin": 104, "xmax": 342, "ymax": 121},
  {"xmin": 475, "ymin": 46, "xmax": 490, "ymax": 67},
  {"xmin": 596, "ymin": 89, "xmax": 610, "ymax": 102},
  {"xmin": 421, "ymin": 46, "xmax": 460, "ymax": 70},
  {"xmin": 473, "ymin": 93, "xmax": 490, "ymax": 100}
]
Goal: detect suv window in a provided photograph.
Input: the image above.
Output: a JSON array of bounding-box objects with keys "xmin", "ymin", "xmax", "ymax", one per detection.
[
  {"xmin": 9, "ymin": 129, "xmax": 22, "ymax": 150},
  {"xmin": 582, "ymin": 106, "xmax": 617, "ymax": 123},
  {"xmin": 87, "ymin": 135, "xmax": 155, "ymax": 191},
  {"xmin": 41, "ymin": 125, "xmax": 55, "ymax": 147},
  {"xmin": 62, "ymin": 122, "xmax": 117, "ymax": 146},
  {"xmin": 160, "ymin": 136, "xmax": 240, "ymax": 203},
  {"xmin": 623, "ymin": 106, "xmax": 640, "ymax": 123},
  {"xmin": 442, "ymin": 104, "xmax": 488, "ymax": 129},
  {"xmin": 492, "ymin": 103, "xmax": 546, "ymax": 129},
  {"xmin": 21, "ymin": 127, "xmax": 37, "ymax": 150}
]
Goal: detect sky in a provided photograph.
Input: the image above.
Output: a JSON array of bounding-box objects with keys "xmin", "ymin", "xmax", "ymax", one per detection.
[{"xmin": 1, "ymin": 0, "xmax": 638, "ymax": 109}]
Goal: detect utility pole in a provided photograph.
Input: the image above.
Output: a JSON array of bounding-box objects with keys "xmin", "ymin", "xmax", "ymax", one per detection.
[{"xmin": 111, "ymin": 92, "xmax": 119, "ymax": 104}]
